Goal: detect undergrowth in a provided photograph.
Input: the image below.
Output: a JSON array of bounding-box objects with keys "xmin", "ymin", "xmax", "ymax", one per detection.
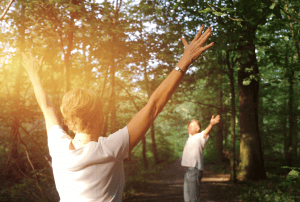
[{"xmin": 237, "ymin": 166, "xmax": 300, "ymax": 202}]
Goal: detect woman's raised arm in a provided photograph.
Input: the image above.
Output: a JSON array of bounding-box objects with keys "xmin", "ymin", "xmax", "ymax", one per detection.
[{"xmin": 127, "ymin": 25, "xmax": 214, "ymax": 151}]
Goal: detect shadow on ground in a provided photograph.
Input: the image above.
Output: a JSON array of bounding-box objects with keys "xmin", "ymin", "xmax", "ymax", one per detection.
[{"xmin": 123, "ymin": 158, "xmax": 242, "ymax": 202}]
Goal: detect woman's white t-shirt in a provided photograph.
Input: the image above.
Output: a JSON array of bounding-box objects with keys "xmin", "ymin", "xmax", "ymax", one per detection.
[{"xmin": 47, "ymin": 125, "xmax": 129, "ymax": 202}]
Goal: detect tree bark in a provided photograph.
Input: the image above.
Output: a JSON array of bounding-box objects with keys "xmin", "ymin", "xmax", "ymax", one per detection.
[
  {"xmin": 286, "ymin": 5, "xmax": 299, "ymax": 162},
  {"xmin": 216, "ymin": 73, "xmax": 224, "ymax": 164},
  {"xmin": 142, "ymin": 136, "xmax": 148, "ymax": 169},
  {"xmin": 283, "ymin": 99, "xmax": 289, "ymax": 161},
  {"xmin": 223, "ymin": 120, "xmax": 228, "ymax": 150},
  {"xmin": 283, "ymin": 37, "xmax": 294, "ymax": 166},
  {"xmin": 150, "ymin": 124, "xmax": 159, "ymax": 164},
  {"xmin": 109, "ymin": 50, "xmax": 117, "ymax": 134},
  {"xmin": 0, "ymin": 0, "xmax": 15, "ymax": 20},
  {"xmin": 102, "ymin": 113, "xmax": 109, "ymax": 136},
  {"xmin": 144, "ymin": 66, "xmax": 159, "ymax": 165},
  {"xmin": 109, "ymin": 1, "xmax": 122, "ymax": 134},
  {"xmin": 226, "ymin": 51, "xmax": 236, "ymax": 182},
  {"xmin": 238, "ymin": 35, "xmax": 266, "ymax": 180},
  {"xmin": 61, "ymin": 0, "xmax": 76, "ymax": 132},
  {"xmin": 287, "ymin": 70, "xmax": 294, "ymax": 166},
  {"xmin": 5, "ymin": 4, "xmax": 26, "ymax": 181}
]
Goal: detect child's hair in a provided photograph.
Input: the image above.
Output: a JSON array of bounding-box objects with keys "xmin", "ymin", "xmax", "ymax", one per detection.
[
  {"xmin": 187, "ymin": 119, "xmax": 201, "ymax": 129},
  {"xmin": 60, "ymin": 88, "xmax": 104, "ymax": 134}
]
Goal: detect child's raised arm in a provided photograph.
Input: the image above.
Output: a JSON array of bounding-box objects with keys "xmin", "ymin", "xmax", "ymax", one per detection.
[
  {"xmin": 127, "ymin": 25, "xmax": 214, "ymax": 151},
  {"xmin": 203, "ymin": 115, "xmax": 220, "ymax": 139},
  {"xmin": 22, "ymin": 52, "xmax": 60, "ymax": 131}
]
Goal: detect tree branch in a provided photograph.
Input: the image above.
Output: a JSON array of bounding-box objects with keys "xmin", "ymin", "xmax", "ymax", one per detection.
[
  {"xmin": 0, "ymin": 0, "xmax": 15, "ymax": 20},
  {"xmin": 270, "ymin": 0, "xmax": 300, "ymax": 25},
  {"xmin": 176, "ymin": 100, "xmax": 231, "ymax": 113},
  {"xmin": 18, "ymin": 133, "xmax": 51, "ymax": 202},
  {"xmin": 207, "ymin": 2, "xmax": 245, "ymax": 22},
  {"xmin": 115, "ymin": 81, "xmax": 143, "ymax": 156},
  {"xmin": 19, "ymin": 125, "xmax": 52, "ymax": 167},
  {"xmin": 37, "ymin": 1, "xmax": 66, "ymax": 55},
  {"xmin": 116, "ymin": 81, "xmax": 142, "ymax": 111},
  {"xmin": 279, "ymin": 0, "xmax": 300, "ymax": 19}
]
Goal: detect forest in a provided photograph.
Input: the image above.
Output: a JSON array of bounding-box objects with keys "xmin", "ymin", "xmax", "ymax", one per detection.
[{"xmin": 0, "ymin": 0, "xmax": 299, "ymax": 201}]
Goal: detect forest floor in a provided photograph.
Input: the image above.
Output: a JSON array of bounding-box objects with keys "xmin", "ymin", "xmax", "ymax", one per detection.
[{"xmin": 123, "ymin": 158, "xmax": 243, "ymax": 202}]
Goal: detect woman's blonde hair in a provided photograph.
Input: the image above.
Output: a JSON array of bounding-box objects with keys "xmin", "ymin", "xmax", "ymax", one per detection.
[{"xmin": 60, "ymin": 88, "xmax": 104, "ymax": 134}]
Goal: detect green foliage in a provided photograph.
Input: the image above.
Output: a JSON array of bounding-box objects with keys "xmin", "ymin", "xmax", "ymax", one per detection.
[
  {"xmin": 210, "ymin": 164, "xmax": 229, "ymax": 174},
  {"xmin": 123, "ymin": 171, "xmax": 151, "ymax": 198},
  {"xmin": 237, "ymin": 167, "xmax": 300, "ymax": 202},
  {"xmin": 0, "ymin": 168, "xmax": 58, "ymax": 202},
  {"xmin": 1, "ymin": 0, "xmax": 300, "ymax": 200}
]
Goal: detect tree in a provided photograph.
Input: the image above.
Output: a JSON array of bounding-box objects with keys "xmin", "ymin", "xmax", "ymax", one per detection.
[
  {"xmin": 0, "ymin": 0, "xmax": 15, "ymax": 20},
  {"xmin": 5, "ymin": 1, "xmax": 26, "ymax": 184}
]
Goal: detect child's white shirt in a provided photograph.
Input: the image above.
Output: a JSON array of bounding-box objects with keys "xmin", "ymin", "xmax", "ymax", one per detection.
[
  {"xmin": 181, "ymin": 131, "xmax": 209, "ymax": 170},
  {"xmin": 47, "ymin": 125, "xmax": 129, "ymax": 202}
]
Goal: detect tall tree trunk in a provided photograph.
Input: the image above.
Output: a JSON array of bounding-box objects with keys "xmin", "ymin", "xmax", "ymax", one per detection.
[
  {"xmin": 238, "ymin": 35, "xmax": 266, "ymax": 180},
  {"xmin": 258, "ymin": 97, "xmax": 264, "ymax": 135},
  {"xmin": 109, "ymin": 1, "xmax": 122, "ymax": 134},
  {"xmin": 216, "ymin": 73, "xmax": 224, "ymax": 164},
  {"xmin": 109, "ymin": 50, "xmax": 117, "ymax": 134},
  {"xmin": 293, "ymin": 98, "xmax": 298, "ymax": 158},
  {"xmin": 283, "ymin": 99, "xmax": 289, "ymax": 161},
  {"xmin": 150, "ymin": 124, "xmax": 159, "ymax": 164},
  {"xmin": 142, "ymin": 136, "xmax": 148, "ymax": 169},
  {"xmin": 63, "ymin": 0, "xmax": 76, "ymax": 94},
  {"xmin": 6, "ymin": 4, "xmax": 26, "ymax": 181},
  {"xmin": 286, "ymin": 5, "xmax": 299, "ymax": 162},
  {"xmin": 102, "ymin": 113, "xmax": 109, "ymax": 136},
  {"xmin": 223, "ymin": 120, "xmax": 228, "ymax": 150},
  {"xmin": 287, "ymin": 70, "xmax": 294, "ymax": 166},
  {"xmin": 139, "ymin": 17, "xmax": 158, "ymax": 166},
  {"xmin": 62, "ymin": 0, "xmax": 76, "ymax": 132},
  {"xmin": 226, "ymin": 51, "xmax": 236, "ymax": 182},
  {"xmin": 0, "ymin": 0, "xmax": 15, "ymax": 20},
  {"xmin": 144, "ymin": 65, "xmax": 159, "ymax": 165},
  {"xmin": 140, "ymin": 65, "xmax": 148, "ymax": 168},
  {"xmin": 283, "ymin": 39, "xmax": 294, "ymax": 166}
]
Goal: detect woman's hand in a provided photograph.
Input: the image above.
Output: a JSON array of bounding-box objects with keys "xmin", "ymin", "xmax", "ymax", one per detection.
[
  {"xmin": 180, "ymin": 25, "xmax": 214, "ymax": 64},
  {"xmin": 21, "ymin": 52, "xmax": 44, "ymax": 76}
]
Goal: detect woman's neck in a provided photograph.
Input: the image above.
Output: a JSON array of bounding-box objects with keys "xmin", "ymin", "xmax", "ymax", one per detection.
[{"xmin": 74, "ymin": 133, "xmax": 98, "ymax": 144}]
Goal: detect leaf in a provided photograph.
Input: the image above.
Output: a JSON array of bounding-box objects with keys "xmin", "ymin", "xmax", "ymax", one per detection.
[
  {"xmin": 270, "ymin": 3, "xmax": 276, "ymax": 9},
  {"xmin": 198, "ymin": 7, "xmax": 213, "ymax": 14},
  {"xmin": 212, "ymin": 12, "xmax": 224, "ymax": 16}
]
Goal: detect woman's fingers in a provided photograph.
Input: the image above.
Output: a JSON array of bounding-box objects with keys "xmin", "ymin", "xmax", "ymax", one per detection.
[
  {"xmin": 21, "ymin": 52, "xmax": 42, "ymax": 72},
  {"xmin": 22, "ymin": 52, "xmax": 30, "ymax": 64},
  {"xmin": 21, "ymin": 53, "xmax": 30, "ymax": 67},
  {"xmin": 21, "ymin": 52, "xmax": 26, "ymax": 59},
  {"xmin": 180, "ymin": 37, "xmax": 189, "ymax": 48},
  {"xmin": 39, "ymin": 56, "xmax": 44, "ymax": 67},
  {"xmin": 193, "ymin": 42, "xmax": 214, "ymax": 59},
  {"xmin": 37, "ymin": 56, "xmax": 44, "ymax": 72},
  {"xmin": 203, "ymin": 42, "xmax": 214, "ymax": 51},
  {"xmin": 193, "ymin": 24, "xmax": 205, "ymax": 41},
  {"xmin": 197, "ymin": 28, "xmax": 212, "ymax": 44},
  {"xmin": 181, "ymin": 25, "xmax": 213, "ymax": 62},
  {"xmin": 29, "ymin": 52, "xmax": 34, "ymax": 60}
]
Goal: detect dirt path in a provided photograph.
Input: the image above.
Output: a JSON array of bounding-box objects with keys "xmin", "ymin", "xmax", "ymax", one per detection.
[{"xmin": 123, "ymin": 158, "xmax": 242, "ymax": 202}]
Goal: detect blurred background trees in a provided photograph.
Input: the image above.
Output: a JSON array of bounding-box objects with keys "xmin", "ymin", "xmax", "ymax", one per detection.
[{"xmin": 0, "ymin": 0, "xmax": 299, "ymax": 201}]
